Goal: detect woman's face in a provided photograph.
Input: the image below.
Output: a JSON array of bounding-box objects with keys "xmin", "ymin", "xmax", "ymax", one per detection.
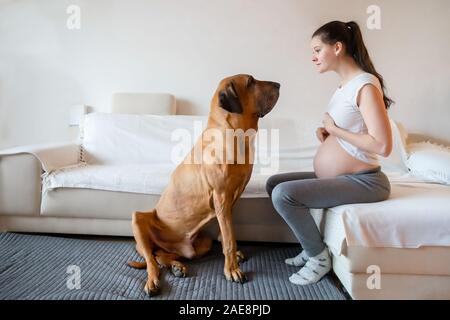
[{"xmin": 310, "ymin": 36, "xmax": 338, "ymax": 73}]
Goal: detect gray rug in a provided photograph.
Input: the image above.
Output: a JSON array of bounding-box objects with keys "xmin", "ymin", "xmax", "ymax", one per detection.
[{"xmin": 0, "ymin": 232, "xmax": 347, "ymax": 300}]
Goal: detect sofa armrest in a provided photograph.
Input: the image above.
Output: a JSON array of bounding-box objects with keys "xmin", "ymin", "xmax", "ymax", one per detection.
[
  {"xmin": 0, "ymin": 142, "xmax": 80, "ymax": 217},
  {"xmin": 0, "ymin": 153, "xmax": 42, "ymax": 216},
  {"xmin": 0, "ymin": 142, "xmax": 80, "ymax": 172}
]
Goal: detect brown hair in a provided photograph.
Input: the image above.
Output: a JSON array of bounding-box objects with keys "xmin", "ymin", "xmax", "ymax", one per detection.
[{"xmin": 313, "ymin": 21, "xmax": 393, "ymax": 109}]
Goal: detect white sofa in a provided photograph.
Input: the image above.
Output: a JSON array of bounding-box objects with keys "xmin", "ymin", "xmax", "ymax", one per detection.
[{"xmin": 1, "ymin": 93, "xmax": 450, "ymax": 300}]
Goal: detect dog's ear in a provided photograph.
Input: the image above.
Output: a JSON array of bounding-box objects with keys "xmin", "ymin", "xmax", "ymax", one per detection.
[{"xmin": 218, "ymin": 82, "xmax": 243, "ymax": 114}]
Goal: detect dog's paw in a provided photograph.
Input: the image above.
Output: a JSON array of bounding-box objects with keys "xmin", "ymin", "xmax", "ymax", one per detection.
[
  {"xmin": 171, "ymin": 262, "xmax": 187, "ymax": 278},
  {"xmin": 144, "ymin": 278, "xmax": 161, "ymax": 297},
  {"xmin": 224, "ymin": 267, "xmax": 248, "ymax": 284},
  {"xmin": 236, "ymin": 250, "xmax": 246, "ymax": 264}
]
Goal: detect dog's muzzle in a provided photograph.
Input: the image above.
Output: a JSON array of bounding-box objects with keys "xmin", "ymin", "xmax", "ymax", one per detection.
[{"xmin": 258, "ymin": 82, "xmax": 280, "ymax": 118}]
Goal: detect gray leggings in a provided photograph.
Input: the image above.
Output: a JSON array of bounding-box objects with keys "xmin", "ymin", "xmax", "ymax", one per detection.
[{"xmin": 266, "ymin": 166, "xmax": 391, "ymax": 257}]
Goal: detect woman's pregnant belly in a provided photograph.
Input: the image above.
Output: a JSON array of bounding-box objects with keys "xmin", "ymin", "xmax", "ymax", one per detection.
[{"xmin": 313, "ymin": 135, "xmax": 378, "ymax": 178}]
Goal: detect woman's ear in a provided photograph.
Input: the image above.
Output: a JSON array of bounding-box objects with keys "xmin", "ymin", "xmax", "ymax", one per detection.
[{"xmin": 334, "ymin": 41, "xmax": 344, "ymax": 57}]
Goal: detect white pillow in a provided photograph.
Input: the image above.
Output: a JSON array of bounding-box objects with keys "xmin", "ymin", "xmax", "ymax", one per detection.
[
  {"xmin": 254, "ymin": 117, "xmax": 320, "ymax": 174},
  {"xmin": 406, "ymin": 141, "xmax": 450, "ymax": 184},
  {"xmin": 111, "ymin": 93, "xmax": 176, "ymax": 115},
  {"xmin": 257, "ymin": 116, "xmax": 320, "ymax": 153},
  {"xmin": 80, "ymin": 113, "xmax": 207, "ymax": 166}
]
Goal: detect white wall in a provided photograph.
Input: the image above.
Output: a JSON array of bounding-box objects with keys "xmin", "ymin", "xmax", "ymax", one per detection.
[{"xmin": 1, "ymin": 0, "xmax": 449, "ymax": 149}]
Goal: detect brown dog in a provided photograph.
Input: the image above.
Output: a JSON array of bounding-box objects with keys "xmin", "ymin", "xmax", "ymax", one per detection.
[{"xmin": 127, "ymin": 74, "xmax": 280, "ymax": 296}]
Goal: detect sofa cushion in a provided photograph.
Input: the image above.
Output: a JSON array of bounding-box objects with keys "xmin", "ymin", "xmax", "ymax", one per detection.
[
  {"xmin": 81, "ymin": 113, "xmax": 207, "ymax": 165},
  {"xmin": 42, "ymin": 162, "xmax": 284, "ymax": 198},
  {"xmin": 343, "ymin": 245, "xmax": 450, "ymax": 276},
  {"xmin": 79, "ymin": 113, "xmax": 323, "ymax": 172},
  {"xmin": 332, "ymin": 255, "xmax": 450, "ymax": 300},
  {"xmin": 331, "ymin": 177, "xmax": 450, "ymax": 249},
  {"xmin": 111, "ymin": 93, "xmax": 176, "ymax": 115},
  {"xmin": 41, "ymin": 188, "xmax": 160, "ymax": 220}
]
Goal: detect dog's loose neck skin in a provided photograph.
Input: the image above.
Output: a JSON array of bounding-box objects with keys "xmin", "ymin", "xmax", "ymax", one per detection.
[{"xmin": 208, "ymin": 103, "xmax": 259, "ymax": 132}]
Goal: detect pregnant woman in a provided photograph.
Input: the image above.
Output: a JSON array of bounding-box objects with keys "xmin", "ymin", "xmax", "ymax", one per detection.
[{"xmin": 266, "ymin": 21, "xmax": 394, "ymax": 285}]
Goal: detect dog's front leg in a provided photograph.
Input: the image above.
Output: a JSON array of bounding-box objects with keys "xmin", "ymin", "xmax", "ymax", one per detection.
[
  {"xmin": 214, "ymin": 192, "xmax": 247, "ymax": 283},
  {"xmin": 131, "ymin": 211, "xmax": 161, "ymax": 296}
]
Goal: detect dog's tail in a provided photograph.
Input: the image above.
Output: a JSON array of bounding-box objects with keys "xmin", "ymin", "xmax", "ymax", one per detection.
[{"xmin": 127, "ymin": 260, "xmax": 147, "ymax": 269}]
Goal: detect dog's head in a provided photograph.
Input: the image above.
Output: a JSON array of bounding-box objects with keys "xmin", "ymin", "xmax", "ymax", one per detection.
[{"xmin": 215, "ymin": 74, "xmax": 280, "ymax": 118}]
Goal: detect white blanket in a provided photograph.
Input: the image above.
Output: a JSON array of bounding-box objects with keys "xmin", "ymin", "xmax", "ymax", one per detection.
[
  {"xmin": 335, "ymin": 174, "xmax": 450, "ymax": 249},
  {"xmin": 41, "ymin": 159, "xmax": 314, "ymax": 198}
]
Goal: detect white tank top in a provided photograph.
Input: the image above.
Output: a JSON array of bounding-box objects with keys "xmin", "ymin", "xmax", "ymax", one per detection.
[{"xmin": 326, "ymin": 72, "xmax": 383, "ymax": 165}]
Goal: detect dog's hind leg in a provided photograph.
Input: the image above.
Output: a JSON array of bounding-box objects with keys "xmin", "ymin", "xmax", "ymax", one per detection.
[
  {"xmin": 129, "ymin": 210, "xmax": 161, "ymax": 296},
  {"xmin": 155, "ymin": 250, "xmax": 187, "ymax": 278}
]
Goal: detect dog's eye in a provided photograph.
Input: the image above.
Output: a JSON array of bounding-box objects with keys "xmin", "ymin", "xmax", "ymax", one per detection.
[{"xmin": 247, "ymin": 76, "xmax": 254, "ymax": 88}]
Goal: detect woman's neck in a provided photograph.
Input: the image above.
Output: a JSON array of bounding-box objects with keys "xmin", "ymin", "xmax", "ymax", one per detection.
[{"xmin": 335, "ymin": 56, "xmax": 364, "ymax": 87}]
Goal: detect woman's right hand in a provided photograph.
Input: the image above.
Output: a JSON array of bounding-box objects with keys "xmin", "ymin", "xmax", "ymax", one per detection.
[{"xmin": 316, "ymin": 127, "xmax": 330, "ymax": 143}]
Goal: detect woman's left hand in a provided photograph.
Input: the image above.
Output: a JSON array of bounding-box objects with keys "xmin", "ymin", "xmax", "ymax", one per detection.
[{"xmin": 322, "ymin": 112, "xmax": 337, "ymax": 133}]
